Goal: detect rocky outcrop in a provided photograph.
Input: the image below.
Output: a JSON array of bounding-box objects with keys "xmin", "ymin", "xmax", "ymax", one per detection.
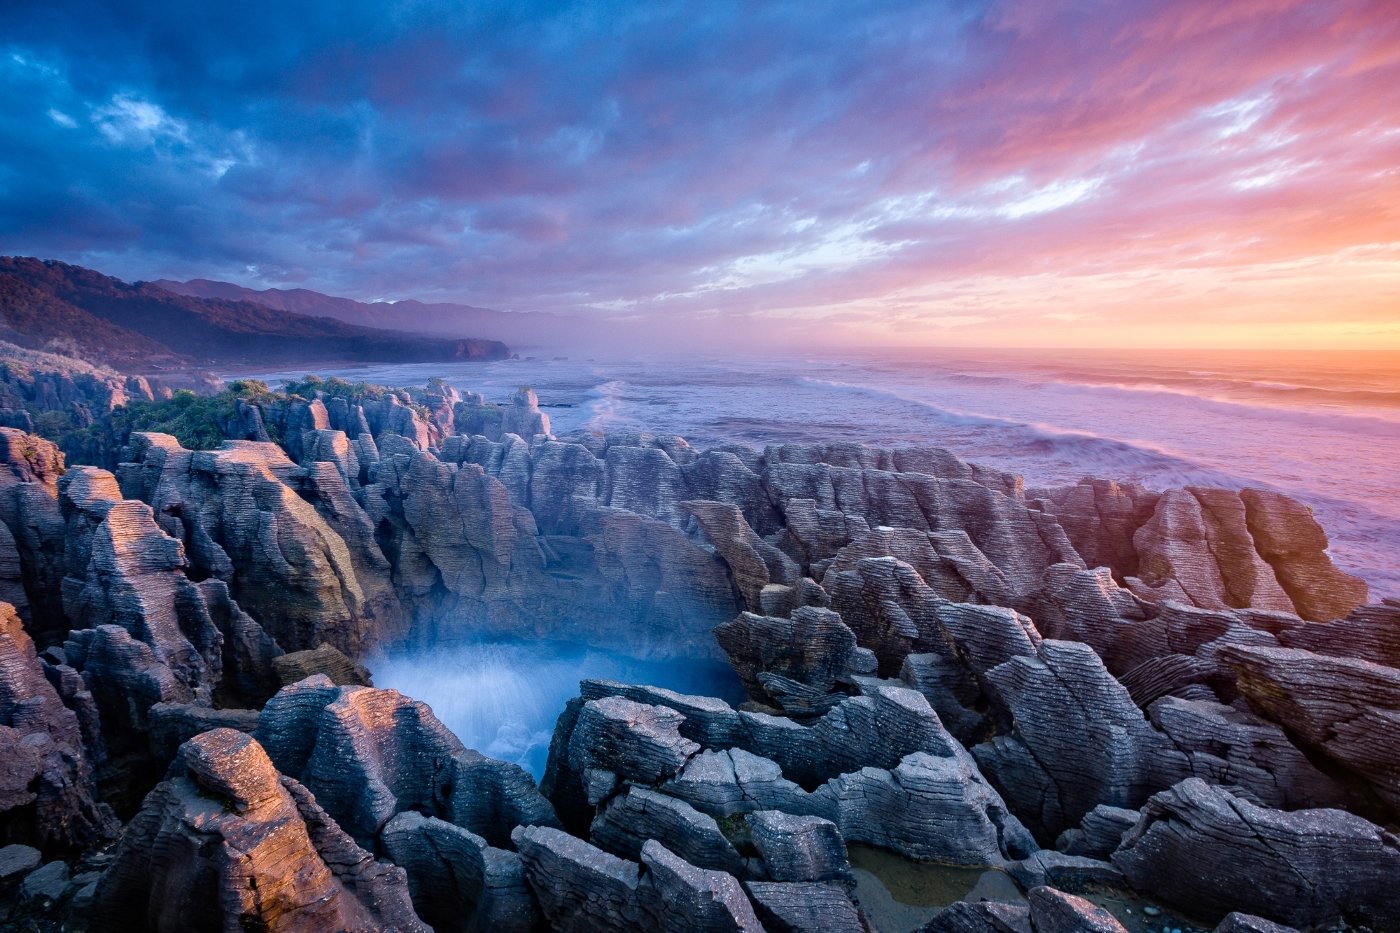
[
  {"xmin": 1274, "ymin": 598, "xmax": 1400, "ymax": 668},
  {"xmin": 1025, "ymin": 886, "xmax": 1128, "ymax": 933},
  {"xmin": 254, "ymin": 677, "xmax": 558, "ymax": 848},
  {"xmin": 1038, "ymin": 477, "xmax": 1367, "ymax": 622},
  {"xmin": 551, "ymin": 679, "xmax": 1036, "ymax": 872},
  {"xmin": 116, "ymin": 434, "xmax": 398, "ymax": 657},
  {"xmin": 1111, "ymin": 779, "xmax": 1400, "ymax": 928},
  {"xmin": 714, "ymin": 606, "xmax": 870, "ymax": 716},
  {"xmin": 90, "ymin": 729, "xmax": 428, "ymax": 932},
  {"xmin": 381, "ymin": 810, "xmax": 539, "ymax": 933},
  {"xmin": 1129, "ymin": 487, "xmax": 1295, "ymax": 613},
  {"xmin": 0, "ymin": 429, "xmax": 67, "ymax": 638},
  {"xmin": 0, "ymin": 397, "xmax": 1386, "ymax": 933},
  {"xmin": 513, "ymin": 824, "xmax": 643, "ymax": 932},
  {"xmin": 972, "ymin": 639, "xmax": 1186, "ymax": 840},
  {"xmin": 1239, "ymin": 488, "xmax": 1369, "ymax": 620},
  {"xmin": 271, "ymin": 643, "xmax": 370, "ymax": 687},
  {"xmin": 742, "ymin": 880, "xmax": 867, "ymax": 932},
  {"xmin": 0, "ymin": 601, "xmax": 114, "ymax": 852},
  {"xmin": 1222, "ymin": 644, "xmax": 1400, "ymax": 814}
]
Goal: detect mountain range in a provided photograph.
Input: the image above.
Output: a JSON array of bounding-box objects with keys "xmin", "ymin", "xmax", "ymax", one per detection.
[
  {"xmin": 155, "ymin": 277, "xmax": 611, "ymax": 351},
  {"xmin": 0, "ymin": 257, "xmax": 509, "ymax": 371}
]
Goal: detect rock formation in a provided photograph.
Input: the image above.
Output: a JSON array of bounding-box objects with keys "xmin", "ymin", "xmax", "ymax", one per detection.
[
  {"xmin": 89, "ymin": 729, "xmax": 428, "ymax": 932},
  {"xmin": 1111, "ymin": 779, "xmax": 1400, "ymax": 928},
  {"xmin": 0, "ymin": 600, "xmax": 113, "ymax": 852},
  {"xmin": 0, "ymin": 381, "xmax": 1386, "ymax": 932}
]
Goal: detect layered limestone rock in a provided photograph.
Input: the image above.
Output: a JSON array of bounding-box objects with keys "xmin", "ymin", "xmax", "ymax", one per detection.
[
  {"xmin": 0, "ymin": 601, "xmax": 114, "ymax": 852},
  {"xmin": 714, "ymin": 606, "xmax": 871, "ymax": 716},
  {"xmin": 972, "ymin": 639, "xmax": 1187, "ymax": 840},
  {"xmin": 116, "ymin": 434, "xmax": 395, "ymax": 657},
  {"xmin": 48, "ymin": 465, "xmax": 290, "ymax": 810},
  {"xmin": 59, "ymin": 467, "xmax": 220, "ymax": 702},
  {"xmin": 254, "ymin": 677, "xmax": 558, "ymax": 848},
  {"xmin": 1111, "ymin": 779, "xmax": 1400, "ymax": 928},
  {"xmin": 549, "ymin": 680, "xmax": 1036, "ymax": 870},
  {"xmin": 0, "ymin": 429, "xmax": 67, "ymax": 638},
  {"xmin": 1037, "ymin": 477, "xmax": 1366, "ymax": 622},
  {"xmin": 517, "ymin": 826, "xmax": 753, "ymax": 933},
  {"xmin": 1222, "ymin": 644, "xmax": 1400, "ymax": 814},
  {"xmin": 90, "ymin": 729, "xmax": 427, "ymax": 932},
  {"xmin": 381, "ymin": 810, "xmax": 539, "ymax": 933},
  {"xmin": 1129, "ymin": 487, "xmax": 1296, "ymax": 613},
  {"xmin": 0, "ymin": 407, "xmax": 1386, "ymax": 931}
]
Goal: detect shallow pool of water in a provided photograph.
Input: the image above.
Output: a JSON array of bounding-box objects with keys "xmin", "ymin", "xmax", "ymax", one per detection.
[
  {"xmin": 368, "ymin": 637, "xmax": 745, "ymax": 778},
  {"xmin": 849, "ymin": 845, "xmax": 1025, "ymax": 931},
  {"xmin": 849, "ymin": 845, "xmax": 1212, "ymax": 933}
]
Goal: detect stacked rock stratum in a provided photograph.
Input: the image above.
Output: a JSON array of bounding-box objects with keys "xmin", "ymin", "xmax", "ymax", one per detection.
[{"xmin": 0, "ymin": 379, "xmax": 1395, "ymax": 932}]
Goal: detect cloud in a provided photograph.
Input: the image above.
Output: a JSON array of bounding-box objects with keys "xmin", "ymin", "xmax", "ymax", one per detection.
[{"xmin": 0, "ymin": 0, "xmax": 1397, "ymax": 346}]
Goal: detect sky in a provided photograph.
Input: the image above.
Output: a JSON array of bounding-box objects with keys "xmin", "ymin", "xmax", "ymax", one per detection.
[{"xmin": 2, "ymin": 0, "xmax": 1398, "ymax": 349}]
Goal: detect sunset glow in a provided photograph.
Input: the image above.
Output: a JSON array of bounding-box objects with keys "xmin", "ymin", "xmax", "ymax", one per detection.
[{"xmin": 2, "ymin": 1, "xmax": 1398, "ymax": 347}]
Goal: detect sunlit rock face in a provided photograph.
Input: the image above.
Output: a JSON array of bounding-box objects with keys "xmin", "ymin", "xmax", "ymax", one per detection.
[{"xmin": 90, "ymin": 729, "xmax": 429, "ymax": 933}]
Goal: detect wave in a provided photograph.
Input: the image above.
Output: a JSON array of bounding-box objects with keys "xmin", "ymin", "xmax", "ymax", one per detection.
[
  {"xmin": 583, "ymin": 378, "xmax": 632, "ymax": 432},
  {"xmin": 1025, "ymin": 367, "xmax": 1400, "ymax": 410},
  {"xmin": 797, "ymin": 377, "xmax": 1241, "ymax": 486},
  {"xmin": 964, "ymin": 375, "xmax": 1400, "ymax": 436}
]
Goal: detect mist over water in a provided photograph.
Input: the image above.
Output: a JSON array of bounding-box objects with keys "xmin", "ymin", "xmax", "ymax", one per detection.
[
  {"xmin": 369, "ymin": 637, "xmax": 744, "ymax": 778},
  {"xmin": 246, "ymin": 346, "xmax": 1400, "ymax": 600}
]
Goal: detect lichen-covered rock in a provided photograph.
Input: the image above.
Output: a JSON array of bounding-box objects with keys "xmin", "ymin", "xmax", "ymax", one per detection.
[
  {"xmin": 90, "ymin": 729, "xmax": 428, "ymax": 932},
  {"xmin": 1111, "ymin": 779, "xmax": 1400, "ymax": 928}
]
